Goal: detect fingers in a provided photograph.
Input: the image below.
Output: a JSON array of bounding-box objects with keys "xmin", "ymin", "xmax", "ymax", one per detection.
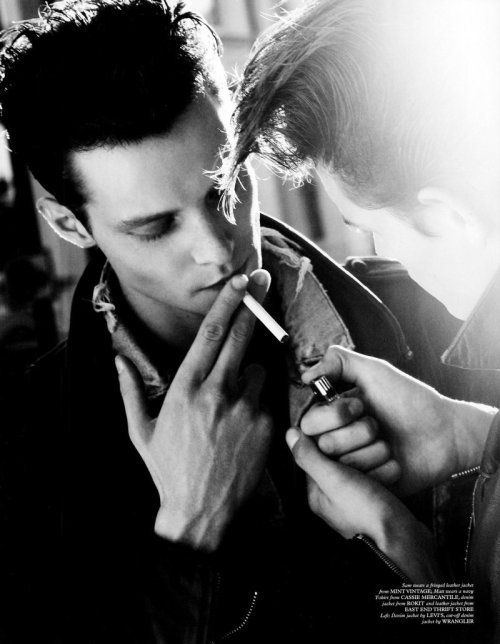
[
  {"xmin": 286, "ymin": 427, "xmax": 347, "ymax": 492},
  {"xmin": 115, "ymin": 354, "xmax": 152, "ymax": 444},
  {"xmin": 247, "ymin": 268, "xmax": 271, "ymax": 305},
  {"xmin": 368, "ymin": 459, "xmax": 402, "ymax": 486},
  {"xmin": 179, "ymin": 274, "xmax": 249, "ymax": 382},
  {"xmin": 286, "ymin": 428, "xmax": 398, "ymax": 507},
  {"xmin": 338, "ymin": 439, "xmax": 391, "ymax": 471},
  {"xmin": 211, "ymin": 270, "xmax": 271, "ymax": 383},
  {"xmin": 316, "ymin": 417, "xmax": 378, "ymax": 456},
  {"xmin": 301, "ymin": 398, "xmax": 365, "ymax": 436}
]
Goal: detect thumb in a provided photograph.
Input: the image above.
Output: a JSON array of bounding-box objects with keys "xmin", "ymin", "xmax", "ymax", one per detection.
[
  {"xmin": 286, "ymin": 427, "xmax": 347, "ymax": 493},
  {"xmin": 115, "ymin": 354, "xmax": 152, "ymax": 444},
  {"xmin": 301, "ymin": 345, "xmax": 381, "ymax": 389}
]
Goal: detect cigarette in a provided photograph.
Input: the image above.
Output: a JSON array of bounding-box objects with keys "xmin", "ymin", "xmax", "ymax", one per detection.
[{"xmin": 242, "ymin": 293, "xmax": 289, "ymax": 343}]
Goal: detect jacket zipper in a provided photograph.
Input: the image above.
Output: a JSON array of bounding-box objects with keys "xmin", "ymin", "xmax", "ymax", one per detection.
[
  {"xmin": 450, "ymin": 465, "xmax": 481, "ymax": 573},
  {"xmin": 219, "ymin": 591, "xmax": 259, "ymax": 641},
  {"xmin": 464, "ymin": 473, "xmax": 483, "ymax": 573},
  {"xmin": 355, "ymin": 534, "xmax": 410, "ymax": 582},
  {"xmin": 209, "ymin": 572, "xmax": 259, "ymax": 643},
  {"xmin": 451, "ymin": 465, "xmax": 481, "ymax": 480}
]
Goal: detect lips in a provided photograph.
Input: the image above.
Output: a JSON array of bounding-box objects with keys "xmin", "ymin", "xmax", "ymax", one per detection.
[{"xmin": 200, "ymin": 257, "xmax": 250, "ymax": 291}]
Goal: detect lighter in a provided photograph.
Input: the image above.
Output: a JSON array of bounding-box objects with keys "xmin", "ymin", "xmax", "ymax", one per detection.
[{"xmin": 310, "ymin": 375, "xmax": 341, "ymax": 403}]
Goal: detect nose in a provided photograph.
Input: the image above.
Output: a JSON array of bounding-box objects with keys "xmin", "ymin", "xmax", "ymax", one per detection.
[{"xmin": 190, "ymin": 210, "xmax": 235, "ymax": 267}]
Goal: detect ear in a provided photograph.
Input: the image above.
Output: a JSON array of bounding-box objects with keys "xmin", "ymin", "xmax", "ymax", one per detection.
[
  {"xmin": 36, "ymin": 196, "xmax": 96, "ymax": 249},
  {"xmin": 416, "ymin": 186, "xmax": 485, "ymax": 247}
]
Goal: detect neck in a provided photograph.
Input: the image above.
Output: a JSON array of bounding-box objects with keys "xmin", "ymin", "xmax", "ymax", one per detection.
[{"xmin": 119, "ymin": 287, "xmax": 203, "ymax": 361}]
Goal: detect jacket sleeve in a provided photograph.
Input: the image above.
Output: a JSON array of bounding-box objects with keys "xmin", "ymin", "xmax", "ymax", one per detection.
[{"xmin": 468, "ymin": 411, "xmax": 500, "ymax": 640}]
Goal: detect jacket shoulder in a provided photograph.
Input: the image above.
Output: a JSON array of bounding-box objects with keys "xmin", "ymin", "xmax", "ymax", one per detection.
[{"xmin": 260, "ymin": 214, "xmax": 410, "ymax": 365}]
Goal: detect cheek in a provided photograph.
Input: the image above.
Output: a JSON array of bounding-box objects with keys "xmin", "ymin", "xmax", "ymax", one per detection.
[
  {"xmin": 374, "ymin": 229, "xmax": 422, "ymax": 269},
  {"xmin": 100, "ymin": 238, "xmax": 179, "ymax": 292}
]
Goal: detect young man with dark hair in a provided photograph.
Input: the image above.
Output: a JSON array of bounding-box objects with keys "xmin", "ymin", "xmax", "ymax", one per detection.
[
  {"xmin": 0, "ymin": 2, "xmax": 421, "ymax": 642},
  {"xmin": 225, "ymin": 0, "xmax": 500, "ymax": 639}
]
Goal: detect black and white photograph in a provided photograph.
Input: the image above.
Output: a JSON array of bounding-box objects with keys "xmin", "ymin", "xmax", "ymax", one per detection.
[{"xmin": 0, "ymin": 1, "xmax": 499, "ymax": 642}]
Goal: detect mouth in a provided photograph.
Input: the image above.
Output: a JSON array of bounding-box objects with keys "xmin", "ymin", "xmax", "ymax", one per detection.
[{"xmin": 200, "ymin": 257, "xmax": 250, "ymax": 291}]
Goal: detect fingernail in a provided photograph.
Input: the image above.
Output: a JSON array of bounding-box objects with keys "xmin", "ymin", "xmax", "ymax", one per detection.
[
  {"xmin": 115, "ymin": 355, "xmax": 124, "ymax": 374},
  {"xmin": 301, "ymin": 371, "xmax": 315, "ymax": 385},
  {"xmin": 286, "ymin": 427, "xmax": 301, "ymax": 450},
  {"xmin": 231, "ymin": 274, "xmax": 248, "ymax": 290},
  {"xmin": 250, "ymin": 269, "xmax": 270, "ymax": 286}
]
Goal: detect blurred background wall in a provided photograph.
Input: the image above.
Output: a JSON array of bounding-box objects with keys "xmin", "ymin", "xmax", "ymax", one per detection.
[{"xmin": 0, "ymin": 0, "xmax": 374, "ymax": 369}]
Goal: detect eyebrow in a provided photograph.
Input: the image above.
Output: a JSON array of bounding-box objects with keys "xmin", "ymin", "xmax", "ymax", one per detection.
[{"xmin": 117, "ymin": 210, "xmax": 177, "ymax": 232}]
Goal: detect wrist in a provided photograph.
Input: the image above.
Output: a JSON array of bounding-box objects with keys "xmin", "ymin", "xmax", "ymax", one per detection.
[
  {"xmin": 154, "ymin": 505, "xmax": 228, "ymax": 552},
  {"xmin": 450, "ymin": 399, "xmax": 498, "ymax": 472},
  {"xmin": 374, "ymin": 502, "xmax": 443, "ymax": 583}
]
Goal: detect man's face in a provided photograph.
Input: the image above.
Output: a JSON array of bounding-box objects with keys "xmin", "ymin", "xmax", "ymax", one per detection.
[
  {"xmin": 317, "ymin": 166, "xmax": 492, "ymax": 320},
  {"xmin": 72, "ymin": 96, "xmax": 261, "ymax": 337}
]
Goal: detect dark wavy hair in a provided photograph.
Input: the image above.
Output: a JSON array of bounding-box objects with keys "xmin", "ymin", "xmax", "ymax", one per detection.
[
  {"xmin": 222, "ymin": 0, "xmax": 499, "ymax": 217},
  {"xmin": 0, "ymin": 0, "xmax": 225, "ymax": 222}
]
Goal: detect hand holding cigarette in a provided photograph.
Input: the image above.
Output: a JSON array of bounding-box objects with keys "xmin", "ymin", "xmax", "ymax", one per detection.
[{"xmin": 117, "ymin": 269, "xmax": 274, "ymax": 551}]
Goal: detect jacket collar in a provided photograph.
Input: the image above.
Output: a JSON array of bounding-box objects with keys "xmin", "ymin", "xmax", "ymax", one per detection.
[{"xmin": 442, "ymin": 266, "xmax": 500, "ymax": 372}]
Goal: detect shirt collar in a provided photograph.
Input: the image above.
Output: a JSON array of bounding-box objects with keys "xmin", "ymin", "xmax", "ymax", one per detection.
[{"xmin": 92, "ymin": 262, "xmax": 172, "ymax": 402}]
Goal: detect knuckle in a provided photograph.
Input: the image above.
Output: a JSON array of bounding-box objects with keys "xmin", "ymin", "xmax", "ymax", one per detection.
[
  {"xmin": 229, "ymin": 322, "xmax": 248, "ymax": 343},
  {"xmin": 202, "ymin": 321, "xmax": 226, "ymax": 342},
  {"xmin": 203, "ymin": 380, "xmax": 229, "ymax": 405}
]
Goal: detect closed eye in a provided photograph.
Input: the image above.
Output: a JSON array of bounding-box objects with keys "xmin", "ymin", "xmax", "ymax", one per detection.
[{"xmin": 133, "ymin": 214, "xmax": 179, "ymax": 242}]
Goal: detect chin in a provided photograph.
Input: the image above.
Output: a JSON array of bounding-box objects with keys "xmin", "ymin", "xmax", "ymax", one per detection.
[{"xmin": 193, "ymin": 287, "xmax": 221, "ymax": 313}]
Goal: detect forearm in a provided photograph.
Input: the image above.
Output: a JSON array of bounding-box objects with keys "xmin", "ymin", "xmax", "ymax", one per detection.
[
  {"xmin": 365, "ymin": 400, "xmax": 497, "ymax": 583},
  {"xmin": 376, "ymin": 512, "xmax": 443, "ymax": 583}
]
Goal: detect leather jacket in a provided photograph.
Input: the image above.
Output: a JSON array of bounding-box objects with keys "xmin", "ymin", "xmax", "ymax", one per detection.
[{"xmin": 4, "ymin": 215, "xmax": 415, "ymax": 644}]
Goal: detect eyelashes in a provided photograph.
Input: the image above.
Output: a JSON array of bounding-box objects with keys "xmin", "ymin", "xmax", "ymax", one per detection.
[
  {"xmin": 136, "ymin": 216, "xmax": 177, "ymax": 243},
  {"xmin": 133, "ymin": 184, "xmax": 230, "ymax": 244}
]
